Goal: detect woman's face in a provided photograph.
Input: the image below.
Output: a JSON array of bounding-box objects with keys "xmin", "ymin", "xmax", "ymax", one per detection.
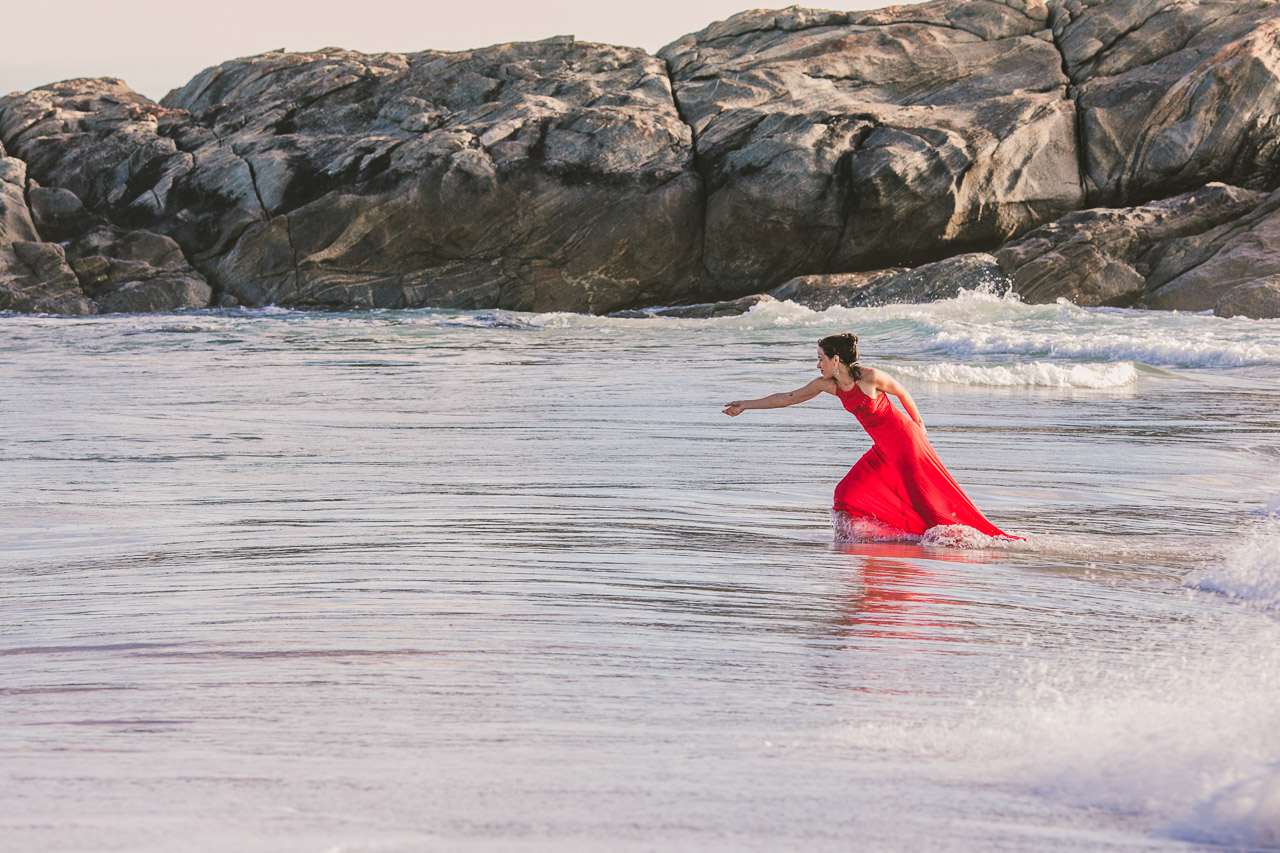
[{"xmin": 817, "ymin": 346, "xmax": 838, "ymax": 379}]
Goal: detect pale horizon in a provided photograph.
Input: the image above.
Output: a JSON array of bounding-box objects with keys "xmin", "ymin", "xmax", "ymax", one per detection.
[{"xmin": 1, "ymin": 0, "xmax": 898, "ymax": 103}]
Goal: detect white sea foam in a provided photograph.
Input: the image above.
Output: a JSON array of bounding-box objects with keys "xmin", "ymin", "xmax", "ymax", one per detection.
[
  {"xmin": 831, "ymin": 511, "xmax": 918, "ymax": 543},
  {"xmin": 907, "ymin": 291, "xmax": 1280, "ymax": 368},
  {"xmin": 831, "ymin": 513, "xmax": 1015, "ymax": 548},
  {"xmin": 839, "ymin": 614, "xmax": 1280, "ymax": 849},
  {"xmin": 895, "ymin": 360, "xmax": 1138, "ymax": 389},
  {"xmin": 919, "ymin": 525, "xmax": 1012, "ymax": 548},
  {"xmin": 836, "ymin": 503, "xmax": 1280, "ymax": 847},
  {"xmin": 1185, "ymin": 515, "xmax": 1280, "ymax": 611},
  {"xmin": 527, "ymin": 288, "xmax": 1280, "ymax": 369}
]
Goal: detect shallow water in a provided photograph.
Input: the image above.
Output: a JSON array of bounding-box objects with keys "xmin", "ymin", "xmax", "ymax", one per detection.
[{"xmin": 3, "ymin": 292, "xmax": 1280, "ymax": 851}]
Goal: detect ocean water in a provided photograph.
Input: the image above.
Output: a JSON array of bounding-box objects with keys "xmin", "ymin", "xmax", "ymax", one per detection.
[{"xmin": 2, "ymin": 290, "xmax": 1279, "ymax": 852}]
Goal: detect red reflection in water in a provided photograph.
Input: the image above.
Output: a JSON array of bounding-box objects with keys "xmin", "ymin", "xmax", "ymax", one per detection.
[{"xmin": 834, "ymin": 541, "xmax": 986, "ymax": 645}]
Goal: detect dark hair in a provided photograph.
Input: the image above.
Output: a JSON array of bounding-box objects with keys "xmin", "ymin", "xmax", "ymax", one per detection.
[{"xmin": 819, "ymin": 332, "xmax": 862, "ymax": 381}]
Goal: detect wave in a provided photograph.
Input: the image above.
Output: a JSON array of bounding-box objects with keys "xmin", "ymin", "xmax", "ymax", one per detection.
[
  {"xmin": 818, "ymin": 290, "xmax": 1280, "ymax": 368},
  {"xmin": 895, "ymin": 360, "xmax": 1138, "ymax": 389},
  {"xmin": 837, "ymin": 612, "xmax": 1280, "ymax": 849},
  {"xmin": 1188, "ymin": 765, "xmax": 1280, "ymax": 848},
  {"xmin": 1185, "ymin": 512, "xmax": 1280, "ymax": 611},
  {"xmin": 531, "ymin": 289, "xmax": 1280, "ymax": 369},
  {"xmin": 12, "ymin": 289, "xmax": 1280, "ymax": 373}
]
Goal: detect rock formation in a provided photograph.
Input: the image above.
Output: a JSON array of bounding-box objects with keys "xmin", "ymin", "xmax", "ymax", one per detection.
[
  {"xmin": 769, "ymin": 253, "xmax": 1008, "ymax": 310},
  {"xmin": 660, "ymin": 1, "xmax": 1083, "ymax": 295},
  {"xmin": 1215, "ymin": 276, "xmax": 1280, "ymax": 318},
  {"xmin": 0, "ymin": 142, "xmax": 93, "ymax": 314},
  {"xmin": 2, "ymin": 0, "xmax": 1280, "ymax": 317},
  {"xmin": 1054, "ymin": 0, "xmax": 1280, "ymax": 205},
  {"xmin": 0, "ymin": 40, "xmax": 700, "ymax": 315},
  {"xmin": 995, "ymin": 183, "xmax": 1267, "ymax": 307}
]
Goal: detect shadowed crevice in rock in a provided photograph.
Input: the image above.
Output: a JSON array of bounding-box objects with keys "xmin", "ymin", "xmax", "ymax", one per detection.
[
  {"xmin": 658, "ymin": 53, "xmax": 711, "ymax": 290},
  {"xmin": 1045, "ymin": 4, "xmax": 1090, "ymax": 208},
  {"xmin": 237, "ymin": 145, "xmax": 270, "ymax": 216}
]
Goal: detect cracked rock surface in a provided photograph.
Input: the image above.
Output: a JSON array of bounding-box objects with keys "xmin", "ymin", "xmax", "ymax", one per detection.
[
  {"xmin": 1055, "ymin": 0, "xmax": 1280, "ymax": 205},
  {"xmin": 0, "ymin": 40, "xmax": 700, "ymax": 314},
  {"xmin": 995, "ymin": 183, "xmax": 1268, "ymax": 307},
  {"xmin": 660, "ymin": 0, "xmax": 1083, "ymax": 295},
  {"xmin": 0, "ymin": 142, "xmax": 93, "ymax": 314},
  {"xmin": 3, "ymin": 0, "xmax": 1280, "ymax": 315}
]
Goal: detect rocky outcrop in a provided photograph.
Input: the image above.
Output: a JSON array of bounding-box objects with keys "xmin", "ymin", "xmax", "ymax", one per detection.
[
  {"xmin": 4, "ymin": 0, "xmax": 1280, "ymax": 316},
  {"xmin": 1, "ymin": 241, "xmax": 92, "ymax": 315},
  {"xmin": 769, "ymin": 253, "xmax": 1008, "ymax": 309},
  {"xmin": 1055, "ymin": 0, "xmax": 1280, "ymax": 205},
  {"xmin": 660, "ymin": 1, "xmax": 1083, "ymax": 296},
  {"xmin": 0, "ymin": 39, "xmax": 701, "ymax": 315},
  {"xmin": 0, "ymin": 131, "xmax": 212, "ymax": 314},
  {"xmin": 609, "ymin": 293, "xmax": 776, "ymax": 318},
  {"xmin": 0, "ymin": 143, "xmax": 94, "ymax": 315},
  {"xmin": 995, "ymin": 183, "xmax": 1267, "ymax": 306},
  {"xmin": 1224, "ymin": 280, "xmax": 1280, "ymax": 319},
  {"xmin": 1139, "ymin": 188, "xmax": 1280, "ymax": 311},
  {"xmin": 67, "ymin": 226, "xmax": 212, "ymax": 312},
  {"xmin": 1215, "ymin": 276, "xmax": 1280, "ymax": 318},
  {"xmin": 0, "ymin": 145, "xmax": 37, "ymax": 246}
]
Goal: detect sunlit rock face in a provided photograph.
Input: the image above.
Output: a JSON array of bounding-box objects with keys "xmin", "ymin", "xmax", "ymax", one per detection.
[
  {"xmin": 1054, "ymin": 0, "xmax": 1280, "ymax": 205},
  {"xmin": 660, "ymin": 1, "xmax": 1084, "ymax": 296},
  {"xmin": 1, "ymin": 41, "xmax": 701, "ymax": 314},
  {"xmin": 4, "ymin": 0, "xmax": 1280, "ymax": 315},
  {"xmin": 995, "ymin": 183, "xmax": 1268, "ymax": 307}
]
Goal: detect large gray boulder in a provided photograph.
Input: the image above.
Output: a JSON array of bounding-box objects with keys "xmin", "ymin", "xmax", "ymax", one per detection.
[
  {"xmin": 770, "ymin": 252, "xmax": 1008, "ymax": 309},
  {"xmin": 1056, "ymin": 0, "xmax": 1280, "ymax": 205},
  {"xmin": 659, "ymin": 1, "xmax": 1084, "ymax": 296},
  {"xmin": 0, "ymin": 240, "xmax": 94, "ymax": 315},
  {"xmin": 0, "ymin": 144, "xmax": 37, "ymax": 246},
  {"xmin": 0, "ymin": 39, "xmax": 702, "ymax": 314},
  {"xmin": 27, "ymin": 184, "xmax": 94, "ymax": 242},
  {"xmin": 1215, "ymin": 276, "xmax": 1280, "ymax": 319},
  {"xmin": 1140, "ymin": 188, "xmax": 1280, "ymax": 310},
  {"xmin": 67, "ymin": 226, "xmax": 212, "ymax": 313},
  {"xmin": 996, "ymin": 183, "xmax": 1266, "ymax": 306},
  {"xmin": 0, "ymin": 144, "xmax": 94, "ymax": 315}
]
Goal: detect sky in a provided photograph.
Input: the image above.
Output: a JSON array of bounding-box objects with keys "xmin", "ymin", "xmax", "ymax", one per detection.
[{"xmin": 1, "ymin": 0, "xmax": 896, "ymax": 103}]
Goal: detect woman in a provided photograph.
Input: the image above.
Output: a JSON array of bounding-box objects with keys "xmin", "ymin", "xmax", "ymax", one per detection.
[{"xmin": 722, "ymin": 333, "xmax": 1018, "ymax": 540}]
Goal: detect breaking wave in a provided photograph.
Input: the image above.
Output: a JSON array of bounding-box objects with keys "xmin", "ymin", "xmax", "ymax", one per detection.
[
  {"xmin": 1185, "ymin": 507, "xmax": 1280, "ymax": 611},
  {"xmin": 894, "ymin": 360, "xmax": 1138, "ymax": 389}
]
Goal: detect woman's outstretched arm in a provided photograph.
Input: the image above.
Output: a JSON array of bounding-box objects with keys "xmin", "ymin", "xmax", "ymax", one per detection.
[{"xmin": 723, "ymin": 377, "xmax": 829, "ymax": 416}]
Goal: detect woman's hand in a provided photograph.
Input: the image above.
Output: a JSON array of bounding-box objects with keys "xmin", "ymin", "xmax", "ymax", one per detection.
[{"xmin": 723, "ymin": 401, "xmax": 747, "ymax": 416}]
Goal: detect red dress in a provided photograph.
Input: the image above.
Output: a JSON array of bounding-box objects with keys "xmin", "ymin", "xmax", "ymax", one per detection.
[{"xmin": 832, "ymin": 382, "xmax": 1018, "ymax": 539}]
